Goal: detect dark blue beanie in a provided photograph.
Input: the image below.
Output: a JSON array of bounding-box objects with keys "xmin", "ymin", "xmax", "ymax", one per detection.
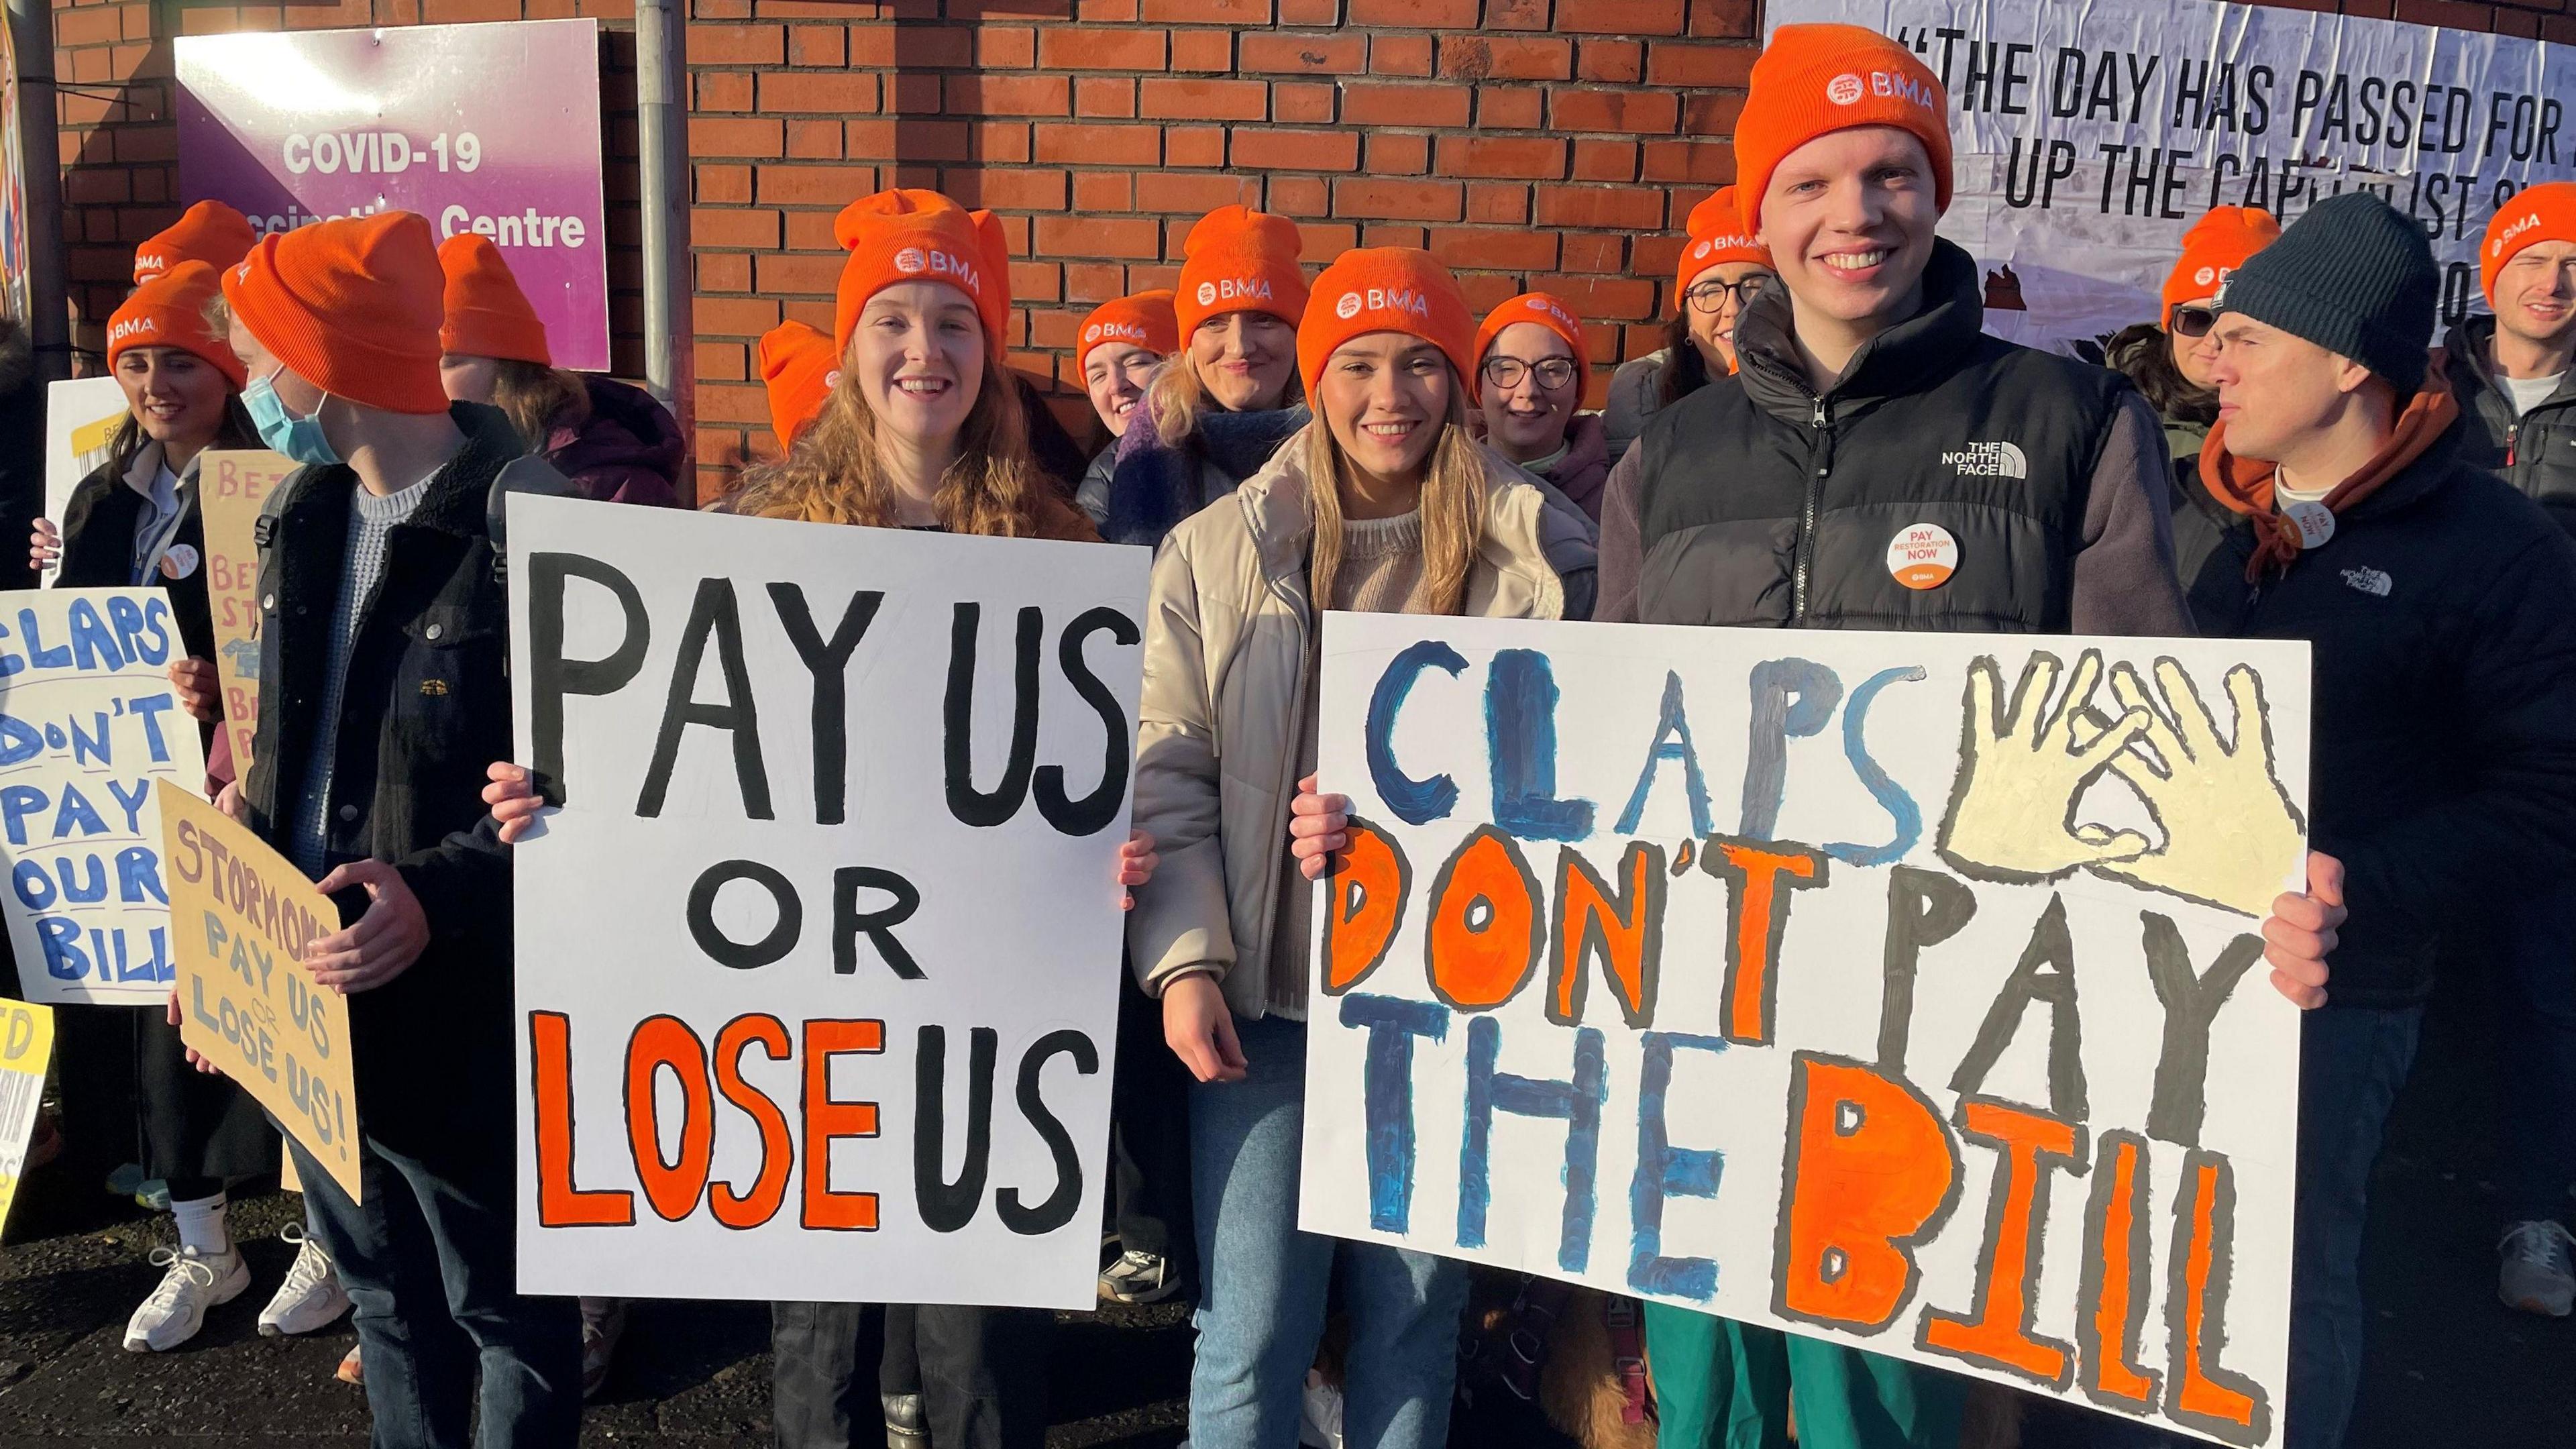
[{"xmin": 2214, "ymin": 193, "xmax": 2436, "ymax": 395}]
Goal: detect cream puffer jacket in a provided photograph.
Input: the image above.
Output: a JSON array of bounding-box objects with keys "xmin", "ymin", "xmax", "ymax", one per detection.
[{"xmin": 1126, "ymin": 427, "xmax": 1573, "ymax": 1018}]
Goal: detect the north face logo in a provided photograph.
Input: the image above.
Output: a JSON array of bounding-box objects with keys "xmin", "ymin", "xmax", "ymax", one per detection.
[
  {"xmin": 2341, "ymin": 566, "xmax": 2392, "ymax": 597},
  {"xmin": 1940, "ymin": 441, "xmax": 2028, "ymax": 478},
  {"xmin": 107, "ymin": 317, "xmax": 158, "ymax": 346}
]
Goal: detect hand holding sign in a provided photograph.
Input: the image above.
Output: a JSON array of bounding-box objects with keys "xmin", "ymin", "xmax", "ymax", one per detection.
[
  {"xmin": 2082, "ymin": 660, "xmax": 2308, "ymax": 917},
  {"xmin": 1937, "ymin": 649, "xmax": 2155, "ymax": 881},
  {"xmin": 306, "ymin": 860, "xmax": 431, "ymax": 993}
]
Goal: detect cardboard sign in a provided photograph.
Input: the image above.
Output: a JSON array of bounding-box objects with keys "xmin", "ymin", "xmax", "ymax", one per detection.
[
  {"xmin": 173, "ymin": 20, "xmax": 612, "ymax": 370},
  {"xmin": 196, "ymin": 451, "xmax": 295, "ymax": 773},
  {"xmin": 159, "ymin": 782, "xmax": 359, "ymax": 1198},
  {"xmin": 0, "ymin": 998, "xmax": 54, "ymax": 1230},
  {"xmin": 1301, "ymin": 616, "xmax": 2312, "ymax": 1448},
  {"xmin": 1772, "ymin": 0, "xmax": 2576, "ymax": 351},
  {"xmin": 42, "ymin": 377, "xmax": 127, "ymax": 552},
  {"xmin": 506, "ymin": 496, "xmax": 1148, "ymax": 1307},
  {"xmin": 0, "ymin": 588, "xmax": 209, "ymax": 1004}
]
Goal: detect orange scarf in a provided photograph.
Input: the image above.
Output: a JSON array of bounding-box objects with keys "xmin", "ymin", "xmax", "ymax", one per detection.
[{"xmin": 2197, "ymin": 366, "xmax": 2459, "ymax": 582}]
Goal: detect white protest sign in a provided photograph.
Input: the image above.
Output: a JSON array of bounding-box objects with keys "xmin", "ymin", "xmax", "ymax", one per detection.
[
  {"xmin": 1772, "ymin": 0, "xmax": 2573, "ymax": 353},
  {"xmin": 0, "ymin": 587, "xmax": 207, "ymax": 1004},
  {"xmin": 1301, "ymin": 615, "xmax": 2311, "ymax": 1448},
  {"xmin": 508, "ymin": 496, "xmax": 1147, "ymax": 1307},
  {"xmin": 44, "ymin": 378, "xmax": 128, "ymax": 556}
]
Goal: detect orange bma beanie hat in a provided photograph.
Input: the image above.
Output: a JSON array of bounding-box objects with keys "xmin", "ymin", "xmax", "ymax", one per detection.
[
  {"xmin": 1733, "ymin": 24, "xmax": 1953, "ymax": 235},
  {"xmin": 2165, "ymin": 207, "xmax": 2281, "ymax": 317},
  {"xmin": 758, "ymin": 321, "xmax": 839, "ymax": 447},
  {"xmin": 135, "ymin": 201, "xmax": 258, "ymax": 286},
  {"xmin": 833, "ymin": 190, "xmax": 1012, "ymax": 354},
  {"xmin": 1676, "ymin": 186, "xmax": 1773, "ymax": 298},
  {"xmin": 1175, "ymin": 205, "xmax": 1310, "ymax": 337},
  {"xmin": 107, "ymin": 262, "xmax": 246, "ymax": 392},
  {"xmin": 437, "ymin": 234, "xmax": 553, "ymax": 367},
  {"xmin": 1472, "ymin": 292, "xmax": 1589, "ymax": 400},
  {"xmin": 1297, "ymin": 248, "xmax": 1476, "ymax": 398},
  {"xmin": 220, "ymin": 211, "xmax": 450, "ymax": 415},
  {"xmin": 1078, "ymin": 290, "xmax": 1181, "ymax": 374},
  {"xmin": 2483, "ymin": 182, "xmax": 2576, "ymax": 303}
]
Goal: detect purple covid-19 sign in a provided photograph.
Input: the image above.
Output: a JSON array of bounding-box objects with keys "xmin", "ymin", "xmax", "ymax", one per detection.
[{"xmin": 174, "ymin": 20, "xmax": 610, "ymax": 370}]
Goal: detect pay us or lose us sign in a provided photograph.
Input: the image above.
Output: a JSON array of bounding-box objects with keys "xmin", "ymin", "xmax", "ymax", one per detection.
[
  {"xmin": 1301, "ymin": 614, "xmax": 2311, "ymax": 1448},
  {"xmin": 507, "ymin": 496, "xmax": 1146, "ymax": 1308}
]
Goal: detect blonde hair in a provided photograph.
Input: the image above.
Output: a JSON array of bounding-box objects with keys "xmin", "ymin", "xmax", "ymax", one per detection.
[
  {"xmin": 1302, "ymin": 372, "xmax": 1484, "ymax": 616},
  {"xmin": 1142, "ymin": 328, "xmax": 1306, "ymax": 446},
  {"xmin": 730, "ymin": 352, "xmax": 1055, "ymax": 536},
  {"xmin": 488, "ymin": 358, "xmax": 590, "ymax": 449}
]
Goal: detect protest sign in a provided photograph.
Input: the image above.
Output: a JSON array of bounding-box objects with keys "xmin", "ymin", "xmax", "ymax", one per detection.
[
  {"xmin": 506, "ymin": 496, "xmax": 1148, "ymax": 1307},
  {"xmin": 1772, "ymin": 0, "xmax": 2574, "ymax": 354},
  {"xmin": 44, "ymin": 378, "xmax": 128, "ymax": 547},
  {"xmin": 0, "ymin": 588, "xmax": 209, "ymax": 1004},
  {"xmin": 160, "ymin": 782, "xmax": 360, "ymax": 1199},
  {"xmin": 1300, "ymin": 616, "xmax": 2312, "ymax": 1447},
  {"xmin": 0, "ymin": 998, "xmax": 53, "ymax": 1230},
  {"xmin": 195, "ymin": 451, "xmax": 293, "ymax": 773},
  {"xmin": 172, "ymin": 20, "xmax": 610, "ymax": 370}
]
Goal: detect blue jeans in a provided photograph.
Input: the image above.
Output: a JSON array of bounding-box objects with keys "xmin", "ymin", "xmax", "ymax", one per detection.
[
  {"xmin": 2497, "ymin": 880, "xmax": 2576, "ymax": 1224},
  {"xmin": 1187, "ymin": 1011, "xmax": 1471, "ymax": 1449},
  {"xmin": 291, "ymin": 1132, "xmax": 582, "ymax": 1449},
  {"xmin": 2286, "ymin": 1004, "xmax": 2421, "ymax": 1449}
]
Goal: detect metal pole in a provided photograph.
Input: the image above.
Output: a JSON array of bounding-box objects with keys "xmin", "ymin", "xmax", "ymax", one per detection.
[
  {"xmin": 7, "ymin": 0, "xmax": 67, "ymax": 380},
  {"xmin": 633, "ymin": 0, "xmax": 693, "ymax": 442}
]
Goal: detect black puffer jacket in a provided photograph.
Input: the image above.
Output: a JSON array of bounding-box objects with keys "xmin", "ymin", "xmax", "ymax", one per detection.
[
  {"xmin": 2169, "ymin": 437, "xmax": 2576, "ymax": 1008},
  {"xmin": 1600, "ymin": 240, "xmax": 2190, "ymax": 637},
  {"xmin": 241, "ymin": 404, "xmax": 523, "ymax": 1152},
  {"xmin": 2442, "ymin": 315, "xmax": 2576, "ymax": 535}
]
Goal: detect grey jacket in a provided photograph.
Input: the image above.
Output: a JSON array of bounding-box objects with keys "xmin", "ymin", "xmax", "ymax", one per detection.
[{"xmin": 1603, "ymin": 350, "xmax": 1670, "ymax": 467}]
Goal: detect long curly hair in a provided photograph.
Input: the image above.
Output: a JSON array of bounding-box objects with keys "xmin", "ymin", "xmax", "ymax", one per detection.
[
  {"xmin": 2105, "ymin": 321, "xmax": 2219, "ymax": 426},
  {"xmin": 729, "ymin": 351, "xmax": 1057, "ymax": 535}
]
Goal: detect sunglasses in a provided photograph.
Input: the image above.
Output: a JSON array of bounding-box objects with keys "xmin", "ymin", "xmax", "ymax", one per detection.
[{"xmin": 2169, "ymin": 306, "xmax": 2220, "ymax": 339}]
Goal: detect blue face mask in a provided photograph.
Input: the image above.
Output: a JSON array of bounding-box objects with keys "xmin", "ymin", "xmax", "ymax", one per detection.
[{"xmin": 243, "ymin": 367, "xmax": 341, "ymax": 466}]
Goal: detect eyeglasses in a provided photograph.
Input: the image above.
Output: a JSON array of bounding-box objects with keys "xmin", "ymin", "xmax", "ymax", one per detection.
[
  {"xmin": 2169, "ymin": 306, "xmax": 2219, "ymax": 339},
  {"xmin": 1685, "ymin": 274, "xmax": 1774, "ymax": 313},
  {"xmin": 1481, "ymin": 356, "xmax": 1580, "ymax": 392}
]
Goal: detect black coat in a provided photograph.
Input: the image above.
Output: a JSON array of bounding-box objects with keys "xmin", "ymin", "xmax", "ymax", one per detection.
[
  {"xmin": 2169, "ymin": 443, "xmax": 2576, "ymax": 1008},
  {"xmin": 55, "ymin": 444, "xmax": 217, "ymax": 667},
  {"xmin": 241, "ymin": 404, "xmax": 522, "ymax": 1152},
  {"xmin": 2441, "ymin": 315, "xmax": 2576, "ymax": 535}
]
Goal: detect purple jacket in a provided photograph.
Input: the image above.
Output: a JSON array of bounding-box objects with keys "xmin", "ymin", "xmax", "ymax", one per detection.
[{"xmin": 545, "ymin": 376, "xmax": 688, "ymax": 508}]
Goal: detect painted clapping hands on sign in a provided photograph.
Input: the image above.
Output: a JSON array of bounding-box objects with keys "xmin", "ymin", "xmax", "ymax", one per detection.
[
  {"xmin": 2077, "ymin": 661, "xmax": 2308, "ymax": 920},
  {"xmin": 1934, "ymin": 649, "xmax": 2159, "ymax": 883}
]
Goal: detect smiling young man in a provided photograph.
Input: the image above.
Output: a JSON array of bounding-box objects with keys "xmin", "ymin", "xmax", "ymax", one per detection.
[
  {"xmin": 2170, "ymin": 191, "xmax": 2576, "ymax": 1444},
  {"xmin": 1585, "ymin": 23, "xmax": 2343, "ymax": 1449}
]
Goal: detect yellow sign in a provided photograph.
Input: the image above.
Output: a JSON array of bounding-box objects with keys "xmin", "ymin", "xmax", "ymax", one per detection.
[
  {"xmin": 158, "ymin": 782, "xmax": 361, "ymax": 1199},
  {"xmin": 196, "ymin": 450, "xmax": 295, "ymax": 774},
  {"xmin": 0, "ymin": 998, "xmax": 54, "ymax": 1229}
]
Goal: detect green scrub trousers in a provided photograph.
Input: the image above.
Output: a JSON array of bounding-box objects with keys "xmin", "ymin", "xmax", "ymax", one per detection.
[{"xmin": 1642, "ymin": 1305, "xmax": 1966, "ymax": 1449}]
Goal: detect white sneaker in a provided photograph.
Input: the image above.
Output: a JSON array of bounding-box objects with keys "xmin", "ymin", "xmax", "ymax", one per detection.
[
  {"xmin": 258, "ymin": 1226, "xmax": 350, "ymax": 1336},
  {"xmin": 123, "ymin": 1245, "xmax": 250, "ymax": 1352},
  {"xmin": 2500, "ymin": 1220, "xmax": 2576, "ymax": 1317}
]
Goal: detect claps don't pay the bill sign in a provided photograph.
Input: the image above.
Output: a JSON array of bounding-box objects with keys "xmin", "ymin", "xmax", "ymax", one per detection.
[
  {"xmin": 1301, "ymin": 615, "xmax": 2311, "ymax": 1447},
  {"xmin": 508, "ymin": 497, "xmax": 1146, "ymax": 1309}
]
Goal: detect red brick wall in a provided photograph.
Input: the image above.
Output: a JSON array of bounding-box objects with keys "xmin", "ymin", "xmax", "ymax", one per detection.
[{"xmin": 46, "ymin": 0, "xmax": 647, "ymax": 376}]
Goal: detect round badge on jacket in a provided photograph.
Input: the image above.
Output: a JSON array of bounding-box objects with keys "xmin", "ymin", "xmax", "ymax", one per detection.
[
  {"xmin": 1886, "ymin": 523, "xmax": 1957, "ymax": 590},
  {"xmin": 2282, "ymin": 500, "xmax": 2336, "ymax": 549},
  {"xmin": 160, "ymin": 543, "xmax": 201, "ymax": 580}
]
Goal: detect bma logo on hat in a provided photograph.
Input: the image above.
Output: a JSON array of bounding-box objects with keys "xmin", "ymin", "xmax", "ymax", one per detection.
[
  {"xmin": 107, "ymin": 317, "xmax": 158, "ymax": 346},
  {"xmin": 1827, "ymin": 72, "xmax": 1866, "ymax": 105},
  {"xmin": 894, "ymin": 247, "xmax": 928, "ymax": 274},
  {"xmin": 2194, "ymin": 265, "xmax": 2216, "ymax": 288},
  {"xmin": 1083, "ymin": 323, "xmax": 1103, "ymax": 343},
  {"xmin": 1203, "ymin": 278, "xmax": 1274, "ymax": 307},
  {"xmin": 1197, "ymin": 281, "xmax": 1218, "ymax": 306},
  {"xmin": 1334, "ymin": 291, "xmax": 1364, "ymax": 321},
  {"xmin": 2494, "ymin": 212, "xmax": 2542, "ymax": 257},
  {"xmin": 1531, "ymin": 298, "xmax": 1578, "ymax": 329},
  {"xmin": 136, "ymin": 251, "xmax": 168, "ymax": 275},
  {"xmin": 823, "ymin": 369, "xmax": 842, "ymax": 390}
]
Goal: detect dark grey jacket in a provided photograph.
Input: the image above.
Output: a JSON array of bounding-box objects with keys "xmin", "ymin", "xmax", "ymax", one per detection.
[{"xmin": 2443, "ymin": 315, "xmax": 2576, "ymax": 535}]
